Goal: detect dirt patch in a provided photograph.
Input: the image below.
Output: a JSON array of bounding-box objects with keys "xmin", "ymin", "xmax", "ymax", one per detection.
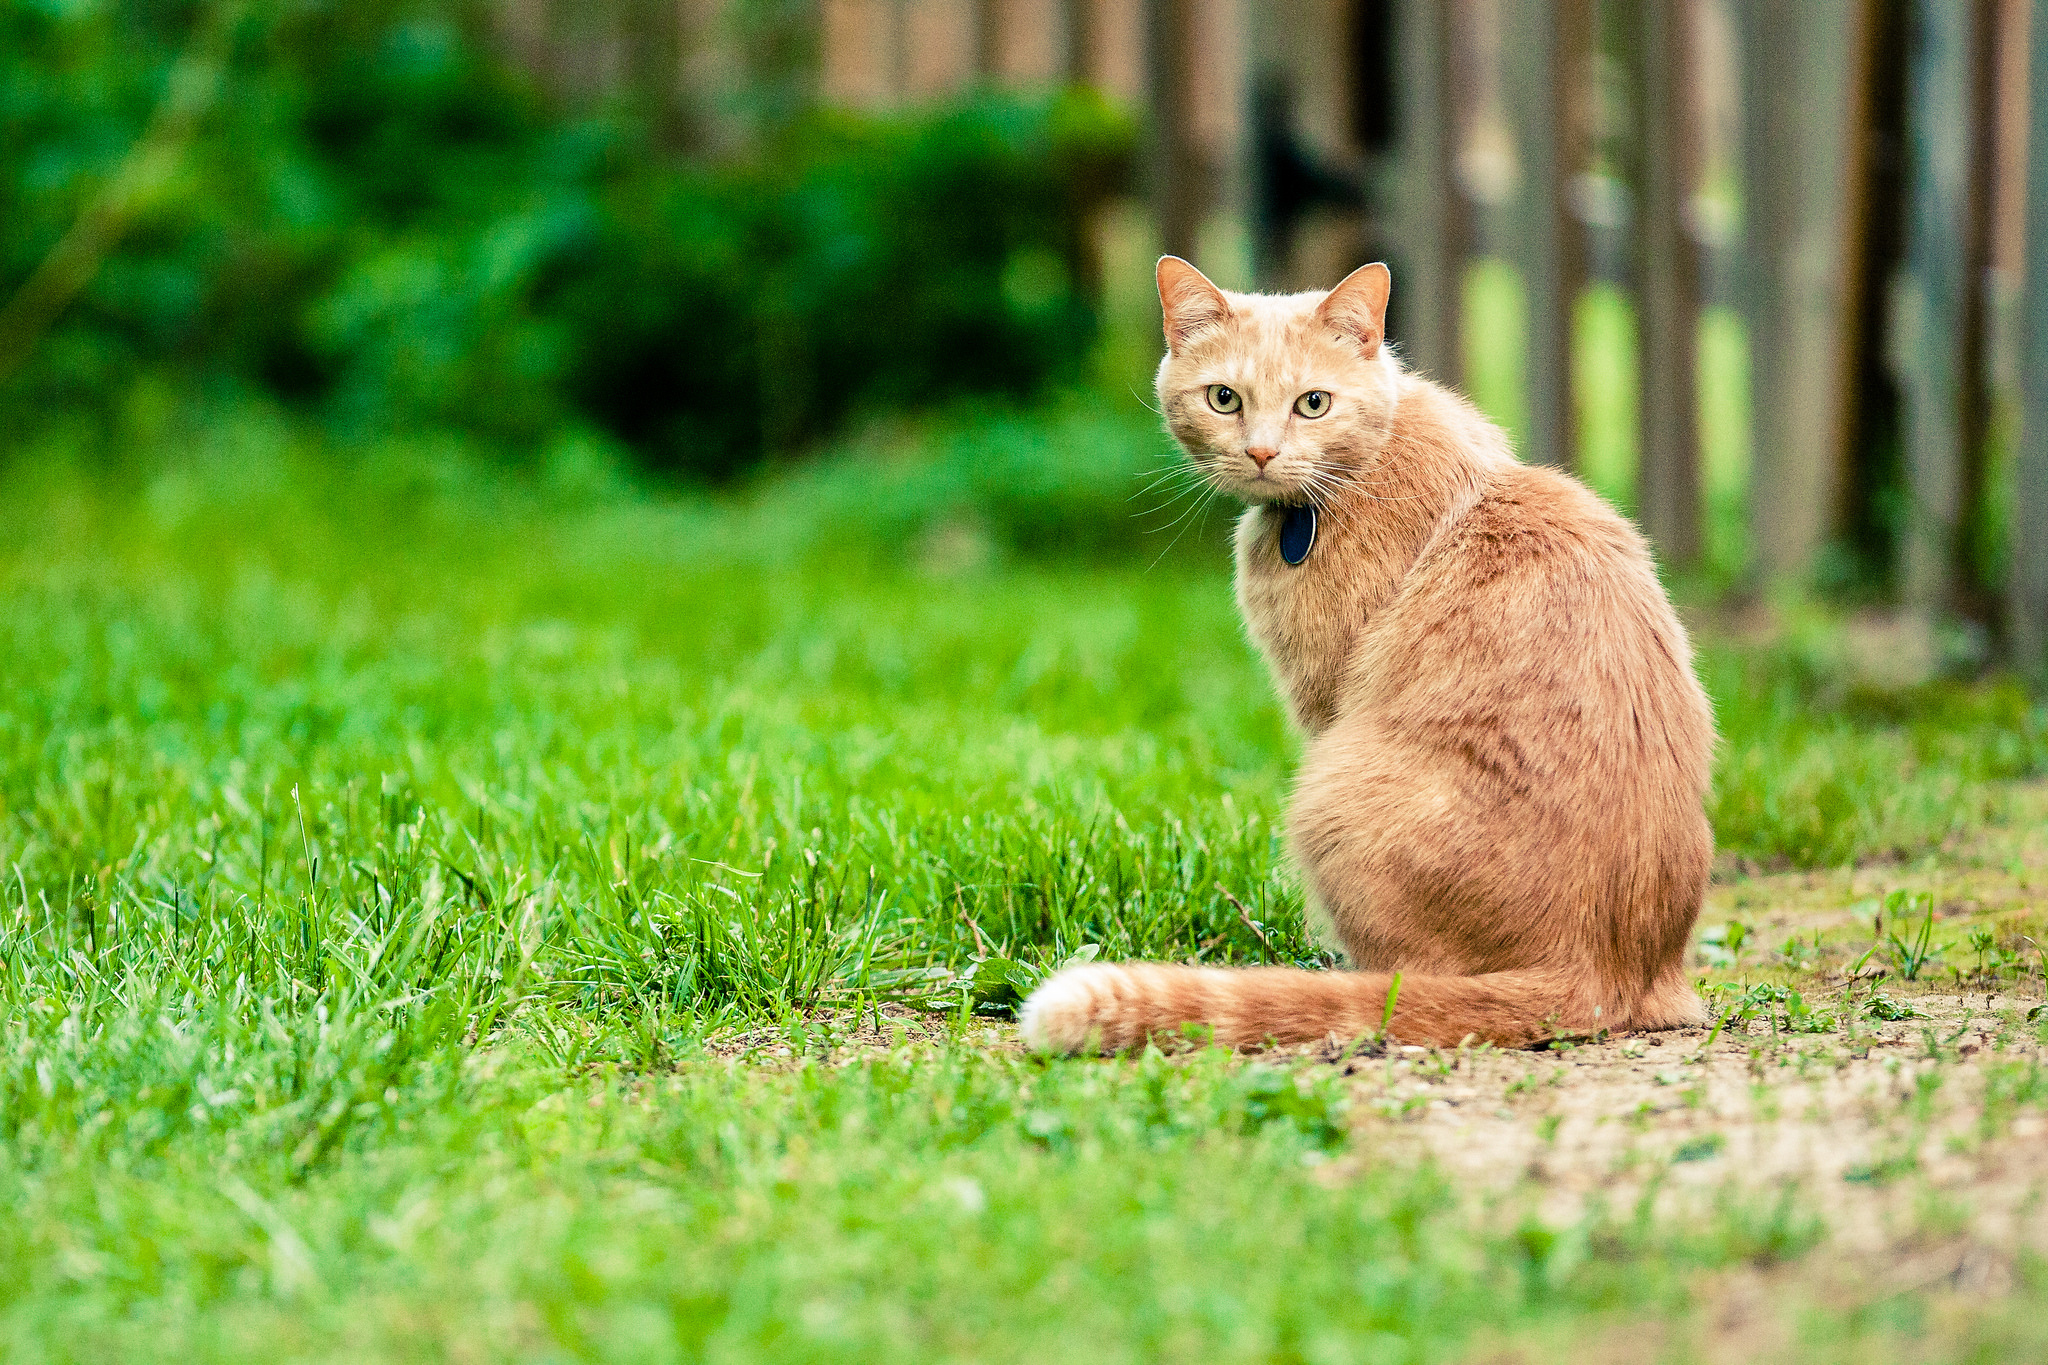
[
  {"xmin": 1317, "ymin": 999, "xmax": 2044, "ymax": 1248},
  {"xmin": 1325, "ymin": 785, "xmax": 2048, "ymax": 1361},
  {"xmin": 703, "ymin": 1004, "xmax": 966, "ymax": 1062},
  {"xmin": 1308, "ymin": 789, "xmax": 2047, "ymax": 1251}
]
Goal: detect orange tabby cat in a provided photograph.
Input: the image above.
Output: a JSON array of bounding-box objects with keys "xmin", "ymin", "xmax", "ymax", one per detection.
[{"xmin": 1020, "ymin": 258, "xmax": 1715, "ymax": 1052}]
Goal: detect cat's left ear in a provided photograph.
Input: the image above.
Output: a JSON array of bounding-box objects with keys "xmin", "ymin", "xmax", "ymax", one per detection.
[
  {"xmin": 1316, "ymin": 262, "xmax": 1392, "ymax": 358},
  {"xmin": 1158, "ymin": 256, "xmax": 1230, "ymax": 351}
]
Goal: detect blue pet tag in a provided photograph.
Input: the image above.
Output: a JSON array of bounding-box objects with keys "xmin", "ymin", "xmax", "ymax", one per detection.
[{"xmin": 1278, "ymin": 504, "xmax": 1316, "ymax": 566}]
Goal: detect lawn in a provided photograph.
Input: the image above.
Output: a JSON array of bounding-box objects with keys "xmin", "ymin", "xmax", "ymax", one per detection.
[{"xmin": 1, "ymin": 401, "xmax": 2046, "ymax": 1362}]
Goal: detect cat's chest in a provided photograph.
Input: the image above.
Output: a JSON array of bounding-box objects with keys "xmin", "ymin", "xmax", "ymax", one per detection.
[
  {"xmin": 1235, "ymin": 506, "xmax": 1341, "ymax": 619},
  {"xmin": 1233, "ymin": 507, "xmax": 1367, "ymax": 728}
]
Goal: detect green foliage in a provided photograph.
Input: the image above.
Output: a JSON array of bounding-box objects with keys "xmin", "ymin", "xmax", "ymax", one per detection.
[
  {"xmin": 1672, "ymin": 1133, "xmax": 1725, "ymax": 1162},
  {"xmin": 723, "ymin": 398, "xmax": 1203, "ymax": 569},
  {"xmin": 1233, "ymin": 1063, "xmax": 1350, "ymax": 1150},
  {"xmin": 1778, "ymin": 988, "xmax": 1831, "ymax": 1033},
  {"xmin": 0, "ymin": 1022, "xmax": 1828, "ymax": 1362},
  {"xmin": 0, "ymin": 1, "xmax": 1136, "ymax": 477}
]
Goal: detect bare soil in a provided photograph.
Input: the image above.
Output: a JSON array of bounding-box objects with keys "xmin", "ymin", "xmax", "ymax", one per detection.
[{"xmin": 1336, "ymin": 782, "xmax": 2048, "ymax": 1362}]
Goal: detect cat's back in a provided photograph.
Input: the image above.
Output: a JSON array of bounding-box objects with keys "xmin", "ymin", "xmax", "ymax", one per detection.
[
  {"xmin": 1356, "ymin": 454, "xmax": 1714, "ymax": 789},
  {"xmin": 1430, "ymin": 459, "xmax": 1656, "ymax": 601}
]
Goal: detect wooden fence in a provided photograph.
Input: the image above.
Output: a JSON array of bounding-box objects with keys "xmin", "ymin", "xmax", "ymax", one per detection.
[
  {"xmin": 1396, "ymin": 0, "xmax": 2048, "ymax": 676},
  {"xmin": 498, "ymin": 0, "xmax": 2048, "ymax": 678}
]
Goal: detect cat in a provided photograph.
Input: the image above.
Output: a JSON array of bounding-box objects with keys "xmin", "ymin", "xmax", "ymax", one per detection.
[{"xmin": 1019, "ymin": 257, "xmax": 1716, "ymax": 1052}]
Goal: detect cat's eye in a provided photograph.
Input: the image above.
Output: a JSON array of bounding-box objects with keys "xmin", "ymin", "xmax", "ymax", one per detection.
[
  {"xmin": 1294, "ymin": 390, "xmax": 1331, "ymax": 418},
  {"xmin": 1206, "ymin": 384, "xmax": 1242, "ymax": 414}
]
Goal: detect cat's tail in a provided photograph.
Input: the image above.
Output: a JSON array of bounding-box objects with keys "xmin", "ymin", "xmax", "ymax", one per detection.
[{"xmin": 1018, "ymin": 961, "xmax": 1682, "ymax": 1052}]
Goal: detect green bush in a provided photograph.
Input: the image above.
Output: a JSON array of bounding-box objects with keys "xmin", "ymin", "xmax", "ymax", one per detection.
[{"xmin": 0, "ymin": 1, "xmax": 1136, "ymax": 478}]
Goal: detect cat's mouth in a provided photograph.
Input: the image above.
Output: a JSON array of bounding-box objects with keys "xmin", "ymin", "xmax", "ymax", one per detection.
[{"xmin": 1203, "ymin": 462, "xmax": 1307, "ymax": 504}]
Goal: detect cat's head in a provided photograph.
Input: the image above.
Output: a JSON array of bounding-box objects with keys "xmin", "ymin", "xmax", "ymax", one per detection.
[{"xmin": 1153, "ymin": 257, "xmax": 1400, "ymax": 505}]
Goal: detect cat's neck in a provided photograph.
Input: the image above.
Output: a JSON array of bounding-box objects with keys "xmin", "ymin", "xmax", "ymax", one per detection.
[
  {"xmin": 1313, "ymin": 372, "xmax": 1504, "ymax": 583},
  {"xmin": 1234, "ymin": 372, "xmax": 1509, "ymax": 735}
]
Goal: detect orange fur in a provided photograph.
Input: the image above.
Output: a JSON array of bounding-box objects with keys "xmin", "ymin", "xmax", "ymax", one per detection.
[{"xmin": 1019, "ymin": 258, "xmax": 1716, "ymax": 1053}]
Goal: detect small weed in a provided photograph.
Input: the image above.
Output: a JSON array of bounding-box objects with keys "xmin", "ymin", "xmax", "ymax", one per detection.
[
  {"xmin": 1370, "ymin": 1091, "xmax": 1432, "ymax": 1120},
  {"xmin": 1868, "ymin": 889, "xmax": 1944, "ymax": 982},
  {"xmin": 1697, "ymin": 919, "xmax": 1752, "ymax": 970},
  {"xmin": 1907, "ymin": 1067, "xmax": 1945, "ymax": 1122},
  {"xmin": 1917, "ymin": 1021, "xmax": 1971, "ymax": 1060},
  {"xmin": 1673, "ymin": 1133, "xmax": 1726, "ymax": 1163},
  {"xmin": 1864, "ymin": 992, "xmax": 1927, "ymax": 1022},
  {"xmin": 1235, "ymin": 1065, "xmax": 1350, "ymax": 1150},
  {"xmin": 1966, "ymin": 926, "xmax": 1999, "ymax": 980},
  {"xmin": 1779, "ymin": 988, "xmax": 1834, "ymax": 1033},
  {"xmin": 1700, "ymin": 980, "xmax": 1834, "ymax": 1038},
  {"xmin": 1775, "ymin": 931, "xmax": 1827, "ymax": 971},
  {"xmin": 1844, "ymin": 1152, "xmax": 1920, "ymax": 1185}
]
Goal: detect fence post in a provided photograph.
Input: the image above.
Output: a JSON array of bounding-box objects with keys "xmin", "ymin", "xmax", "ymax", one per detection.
[
  {"xmin": 1395, "ymin": 0, "xmax": 1466, "ymax": 385},
  {"xmin": 2015, "ymin": 0, "xmax": 2048, "ymax": 680},
  {"xmin": 1064, "ymin": 0, "xmax": 1096, "ymax": 83},
  {"xmin": 1503, "ymin": 0, "xmax": 1591, "ymax": 470},
  {"xmin": 819, "ymin": 0, "xmax": 902, "ymax": 106},
  {"xmin": 1635, "ymin": 0, "xmax": 1702, "ymax": 568},
  {"xmin": 976, "ymin": 0, "xmax": 1001, "ymax": 77},
  {"xmin": 1738, "ymin": 0, "xmax": 1860, "ymax": 587},
  {"xmin": 1898, "ymin": 0, "xmax": 1998, "ymax": 619},
  {"xmin": 1146, "ymin": 0, "xmax": 1203, "ymax": 261}
]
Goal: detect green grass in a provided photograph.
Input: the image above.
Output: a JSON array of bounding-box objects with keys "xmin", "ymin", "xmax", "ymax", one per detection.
[{"xmin": 0, "ymin": 401, "xmax": 2044, "ymax": 1361}]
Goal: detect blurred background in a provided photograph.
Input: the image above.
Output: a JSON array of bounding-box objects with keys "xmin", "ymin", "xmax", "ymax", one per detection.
[{"xmin": 3, "ymin": 0, "xmax": 2047, "ymax": 680}]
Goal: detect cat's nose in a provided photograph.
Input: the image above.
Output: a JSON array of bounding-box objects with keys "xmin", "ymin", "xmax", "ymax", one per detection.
[{"xmin": 1247, "ymin": 447, "xmax": 1277, "ymax": 469}]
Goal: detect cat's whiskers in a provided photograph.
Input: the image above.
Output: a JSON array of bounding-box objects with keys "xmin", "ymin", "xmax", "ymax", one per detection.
[
  {"xmin": 1129, "ymin": 450, "xmax": 1217, "ymax": 508},
  {"xmin": 1131, "ymin": 461, "xmax": 1206, "ymax": 502},
  {"xmin": 1142, "ymin": 464, "xmax": 1220, "ymax": 533},
  {"xmin": 1146, "ymin": 477, "xmax": 1226, "ymax": 570},
  {"xmin": 1303, "ymin": 468, "xmax": 1374, "ymax": 523},
  {"xmin": 1134, "ymin": 485, "xmax": 1209, "ymax": 526}
]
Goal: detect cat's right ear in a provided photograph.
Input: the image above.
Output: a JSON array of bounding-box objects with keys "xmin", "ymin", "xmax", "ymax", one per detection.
[
  {"xmin": 1157, "ymin": 256, "xmax": 1228, "ymax": 351},
  {"xmin": 1316, "ymin": 261, "xmax": 1392, "ymax": 357}
]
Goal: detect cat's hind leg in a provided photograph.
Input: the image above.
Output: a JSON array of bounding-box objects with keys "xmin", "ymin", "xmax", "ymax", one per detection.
[{"xmin": 1286, "ymin": 717, "xmax": 1598, "ymax": 981}]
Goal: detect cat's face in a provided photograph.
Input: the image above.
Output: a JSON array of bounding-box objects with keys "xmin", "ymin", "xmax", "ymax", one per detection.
[{"xmin": 1153, "ymin": 258, "xmax": 1399, "ymax": 506}]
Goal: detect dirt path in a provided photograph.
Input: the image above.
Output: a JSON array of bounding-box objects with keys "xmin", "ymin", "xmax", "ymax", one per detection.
[
  {"xmin": 1327, "ymin": 784, "xmax": 2048, "ymax": 1361},
  {"xmin": 1323, "ymin": 995, "xmax": 2044, "ymax": 1244},
  {"xmin": 1332, "ymin": 785, "xmax": 2041, "ymax": 1231}
]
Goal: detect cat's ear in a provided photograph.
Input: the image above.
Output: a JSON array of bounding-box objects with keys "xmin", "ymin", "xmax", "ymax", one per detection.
[
  {"xmin": 1157, "ymin": 256, "xmax": 1229, "ymax": 350},
  {"xmin": 1316, "ymin": 262, "xmax": 1392, "ymax": 357}
]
